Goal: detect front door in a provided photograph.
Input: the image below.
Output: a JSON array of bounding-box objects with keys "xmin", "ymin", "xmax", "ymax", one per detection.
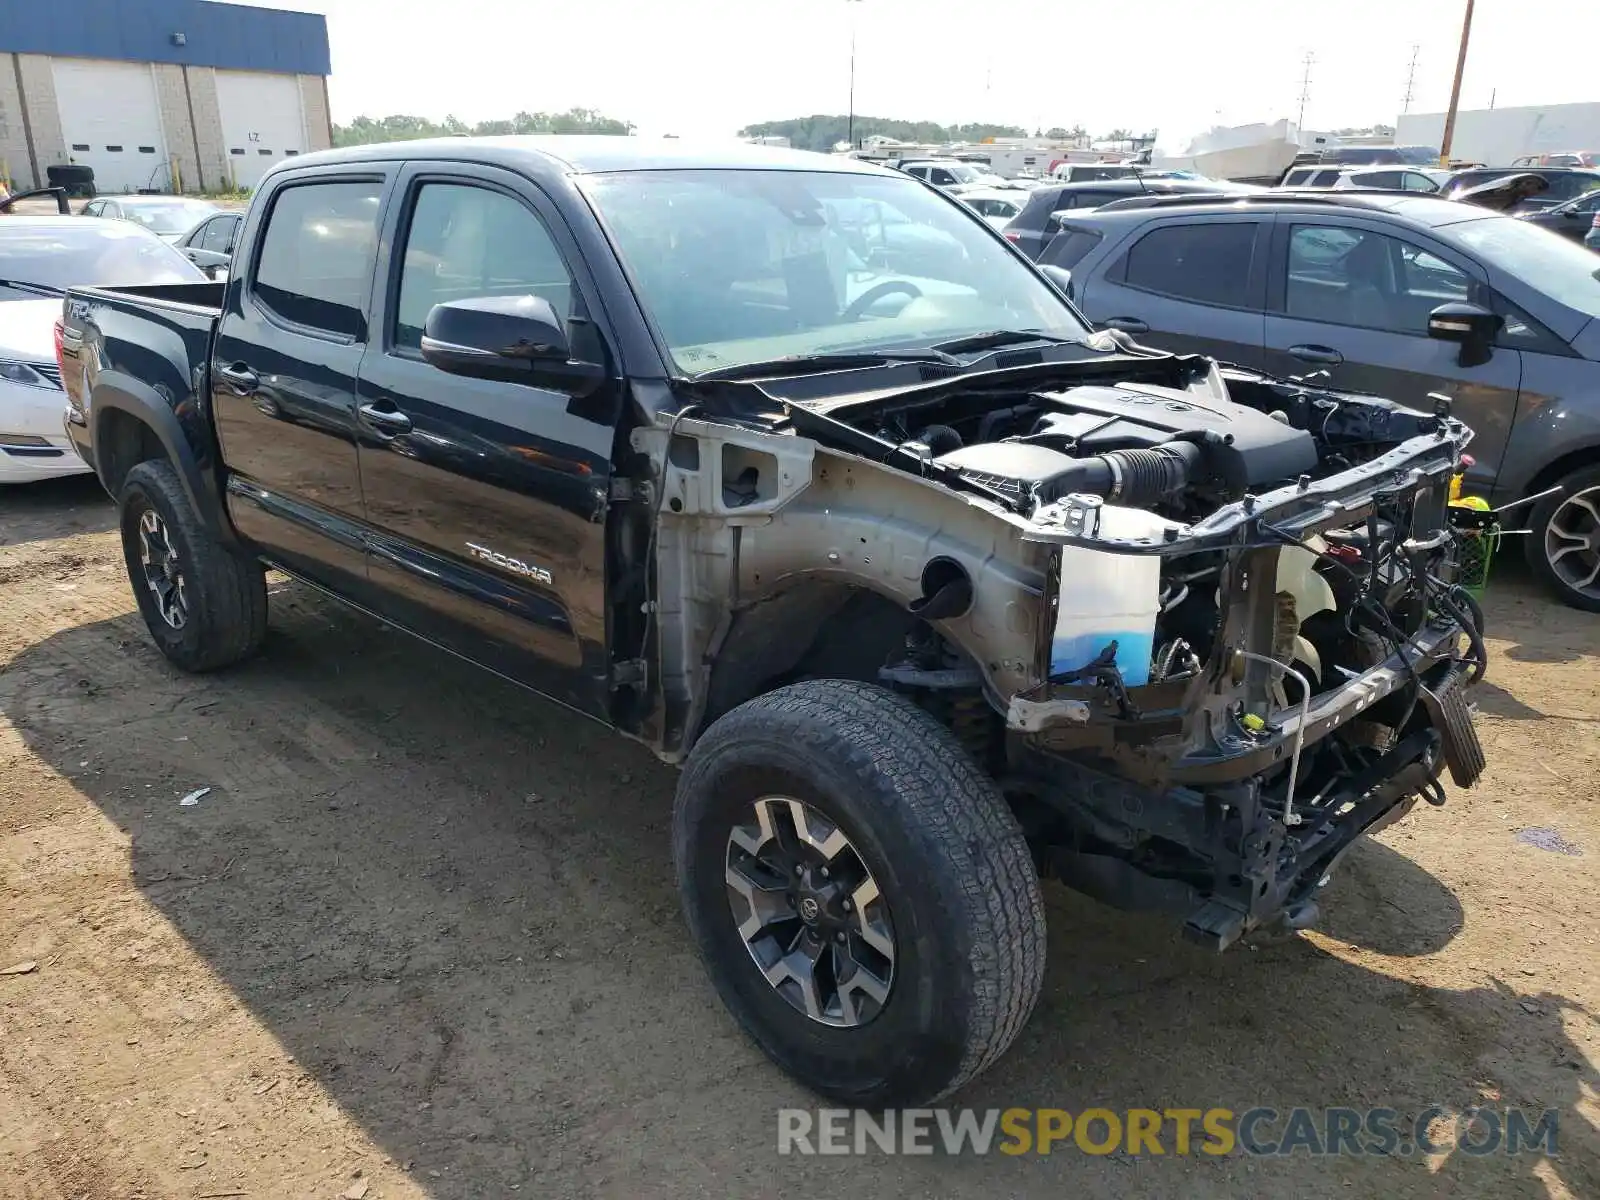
[
  {"xmin": 210, "ymin": 170, "xmax": 390, "ymax": 597},
  {"xmin": 1260, "ymin": 219, "xmax": 1521, "ymax": 495},
  {"xmin": 353, "ymin": 167, "xmax": 620, "ymax": 716}
]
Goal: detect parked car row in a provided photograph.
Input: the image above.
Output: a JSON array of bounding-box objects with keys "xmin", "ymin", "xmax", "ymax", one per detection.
[{"xmin": 11, "ymin": 150, "xmax": 1600, "ymax": 619}]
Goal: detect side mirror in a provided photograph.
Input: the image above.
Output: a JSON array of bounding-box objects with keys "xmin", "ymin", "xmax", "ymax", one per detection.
[
  {"xmin": 1428, "ymin": 302, "xmax": 1503, "ymax": 368},
  {"xmin": 1039, "ymin": 264, "xmax": 1074, "ymax": 301},
  {"xmin": 422, "ymin": 295, "xmax": 603, "ymax": 392}
]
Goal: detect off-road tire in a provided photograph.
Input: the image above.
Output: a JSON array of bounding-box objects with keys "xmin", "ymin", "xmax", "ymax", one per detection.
[
  {"xmin": 1525, "ymin": 464, "xmax": 1600, "ymax": 612},
  {"xmin": 119, "ymin": 459, "xmax": 267, "ymax": 671},
  {"xmin": 674, "ymin": 679, "xmax": 1047, "ymax": 1105}
]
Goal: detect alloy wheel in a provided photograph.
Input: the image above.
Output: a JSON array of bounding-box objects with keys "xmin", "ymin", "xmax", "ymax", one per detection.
[
  {"xmin": 724, "ymin": 796, "xmax": 896, "ymax": 1027},
  {"xmin": 1545, "ymin": 486, "xmax": 1600, "ymax": 600},
  {"xmin": 137, "ymin": 509, "xmax": 189, "ymax": 630}
]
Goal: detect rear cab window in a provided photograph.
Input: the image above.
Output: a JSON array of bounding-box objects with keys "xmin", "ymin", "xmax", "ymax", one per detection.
[{"xmin": 252, "ymin": 180, "xmax": 384, "ymax": 338}]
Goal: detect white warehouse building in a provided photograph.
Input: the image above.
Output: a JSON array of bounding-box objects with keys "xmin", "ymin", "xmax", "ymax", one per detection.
[
  {"xmin": 0, "ymin": 0, "xmax": 332, "ymax": 195},
  {"xmin": 1395, "ymin": 102, "xmax": 1600, "ymax": 166}
]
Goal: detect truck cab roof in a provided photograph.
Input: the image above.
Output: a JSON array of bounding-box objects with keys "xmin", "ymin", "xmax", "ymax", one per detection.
[{"xmin": 283, "ymin": 135, "xmax": 897, "ymax": 180}]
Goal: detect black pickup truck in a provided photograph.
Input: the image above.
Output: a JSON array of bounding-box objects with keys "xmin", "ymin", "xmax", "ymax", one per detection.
[{"xmin": 60, "ymin": 137, "xmax": 1489, "ymax": 1105}]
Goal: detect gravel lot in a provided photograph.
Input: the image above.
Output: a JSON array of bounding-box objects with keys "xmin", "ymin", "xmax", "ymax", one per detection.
[{"xmin": 1, "ymin": 474, "xmax": 1596, "ymax": 1199}]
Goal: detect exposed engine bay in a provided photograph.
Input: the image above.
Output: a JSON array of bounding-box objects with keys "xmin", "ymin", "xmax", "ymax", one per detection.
[{"xmin": 653, "ymin": 348, "xmax": 1487, "ymax": 949}]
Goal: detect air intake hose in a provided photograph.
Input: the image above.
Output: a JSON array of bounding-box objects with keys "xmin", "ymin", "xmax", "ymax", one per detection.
[{"xmin": 1035, "ymin": 439, "xmax": 1205, "ymax": 507}]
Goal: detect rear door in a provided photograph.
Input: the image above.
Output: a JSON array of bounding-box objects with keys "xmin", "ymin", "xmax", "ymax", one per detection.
[
  {"xmin": 1077, "ymin": 215, "xmax": 1269, "ymax": 366},
  {"xmin": 210, "ymin": 167, "xmax": 391, "ymax": 597},
  {"xmin": 352, "ymin": 165, "xmax": 621, "ymax": 716},
  {"xmin": 1260, "ymin": 216, "xmax": 1520, "ymax": 494}
]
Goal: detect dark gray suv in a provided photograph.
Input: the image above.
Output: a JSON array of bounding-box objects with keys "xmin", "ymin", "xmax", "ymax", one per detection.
[{"xmin": 1041, "ymin": 191, "xmax": 1600, "ymax": 608}]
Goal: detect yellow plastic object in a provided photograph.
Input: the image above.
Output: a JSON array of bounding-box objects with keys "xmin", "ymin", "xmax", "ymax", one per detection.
[
  {"xmin": 1449, "ymin": 494, "xmax": 1496, "ymax": 598},
  {"xmin": 1449, "ymin": 472, "xmax": 1465, "ymax": 502},
  {"xmin": 1240, "ymin": 713, "xmax": 1266, "ymax": 734}
]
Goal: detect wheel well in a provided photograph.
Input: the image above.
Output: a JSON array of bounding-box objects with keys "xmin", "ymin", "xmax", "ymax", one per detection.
[
  {"xmin": 696, "ymin": 583, "xmax": 921, "ymax": 744},
  {"xmin": 1521, "ymin": 446, "xmax": 1600, "ymax": 506},
  {"xmin": 96, "ymin": 409, "xmax": 167, "ymax": 497}
]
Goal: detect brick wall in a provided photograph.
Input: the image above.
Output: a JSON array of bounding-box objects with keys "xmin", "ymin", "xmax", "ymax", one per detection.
[
  {"xmin": 184, "ymin": 66, "xmax": 231, "ymax": 190},
  {"xmin": 150, "ymin": 62, "xmax": 194, "ymax": 193},
  {"xmin": 14, "ymin": 54, "xmax": 64, "ymax": 183},
  {"xmin": 299, "ymin": 74, "xmax": 332, "ymax": 152},
  {"xmin": 0, "ymin": 55, "xmax": 31, "ymax": 188}
]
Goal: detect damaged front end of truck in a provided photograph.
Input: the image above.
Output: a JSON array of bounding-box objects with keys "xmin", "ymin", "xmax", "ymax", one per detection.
[{"xmin": 629, "ymin": 338, "xmax": 1487, "ymax": 948}]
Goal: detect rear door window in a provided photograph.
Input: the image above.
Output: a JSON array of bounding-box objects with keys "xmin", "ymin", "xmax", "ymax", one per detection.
[
  {"xmin": 253, "ymin": 180, "xmax": 383, "ymax": 338},
  {"xmin": 1121, "ymin": 221, "xmax": 1259, "ymax": 307}
]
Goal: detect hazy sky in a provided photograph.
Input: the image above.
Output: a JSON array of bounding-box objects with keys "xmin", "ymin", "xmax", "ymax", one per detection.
[{"xmin": 251, "ymin": 0, "xmax": 1600, "ymax": 151}]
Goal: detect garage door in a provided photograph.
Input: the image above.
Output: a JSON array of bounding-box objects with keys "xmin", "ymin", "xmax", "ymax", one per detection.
[
  {"xmin": 52, "ymin": 59, "xmax": 169, "ymax": 195},
  {"xmin": 215, "ymin": 71, "xmax": 307, "ymax": 190}
]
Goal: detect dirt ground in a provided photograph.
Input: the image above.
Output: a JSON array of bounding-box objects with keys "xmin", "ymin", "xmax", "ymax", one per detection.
[{"xmin": 1, "ymin": 475, "xmax": 1595, "ymax": 1200}]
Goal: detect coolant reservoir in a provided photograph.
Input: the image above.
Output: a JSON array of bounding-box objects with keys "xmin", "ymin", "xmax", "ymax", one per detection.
[{"xmin": 1051, "ymin": 498, "xmax": 1177, "ymax": 686}]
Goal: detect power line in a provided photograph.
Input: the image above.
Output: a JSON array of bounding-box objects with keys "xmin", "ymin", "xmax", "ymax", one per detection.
[
  {"xmin": 1296, "ymin": 52, "xmax": 1315, "ymax": 130},
  {"xmin": 1402, "ymin": 44, "xmax": 1420, "ymax": 113}
]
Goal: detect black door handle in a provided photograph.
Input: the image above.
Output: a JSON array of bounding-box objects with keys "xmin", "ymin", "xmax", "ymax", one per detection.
[
  {"xmin": 216, "ymin": 362, "xmax": 258, "ymax": 394},
  {"xmin": 1288, "ymin": 344, "xmax": 1345, "ymax": 366},
  {"xmin": 359, "ymin": 402, "xmax": 413, "ymax": 435},
  {"xmin": 1103, "ymin": 317, "xmax": 1149, "ymax": 334}
]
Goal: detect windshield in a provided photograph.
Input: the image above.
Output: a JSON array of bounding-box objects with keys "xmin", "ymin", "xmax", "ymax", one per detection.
[
  {"xmin": 0, "ymin": 222, "xmax": 205, "ymax": 294},
  {"xmin": 1394, "ymin": 146, "xmax": 1442, "ymax": 166},
  {"xmin": 121, "ymin": 200, "xmax": 217, "ymax": 234},
  {"xmin": 583, "ymin": 168, "xmax": 1086, "ymax": 374},
  {"xmin": 1451, "ymin": 216, "xmax": 1600, "ymax": 319}
]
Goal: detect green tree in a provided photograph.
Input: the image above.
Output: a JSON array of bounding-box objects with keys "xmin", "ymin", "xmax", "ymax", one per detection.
[
  {"xmin": 332, "ymin": 108, "xmax": 634, "ymax": 147},
  {"xmin": 738, "ymin": 115, "xmax": 1028, "ymax": 153}
]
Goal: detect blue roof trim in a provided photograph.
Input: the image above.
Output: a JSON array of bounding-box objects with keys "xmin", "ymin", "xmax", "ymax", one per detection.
[{"xmin": 0, "ymin": 0, "xmax": 330, "ymax": 76}]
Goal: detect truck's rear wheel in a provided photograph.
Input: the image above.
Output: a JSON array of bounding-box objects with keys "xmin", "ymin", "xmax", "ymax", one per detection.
[
  {"xmin": 119, "ymin": 460, "xmax": 266, "ymax": 671},
  {"xmin": 673, "ymin": 679, "xmax": 1046, "ymax": 1105}
]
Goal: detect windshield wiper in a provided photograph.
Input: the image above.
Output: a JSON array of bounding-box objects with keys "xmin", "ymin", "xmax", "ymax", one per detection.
[
  {"xmin": 931, "ymin": 329, "xmax": 1080, "ymax": 355},
  {"xmin": 0, "ymin": 279, "xmax": 66, "ymax": 299},
  {"xmin": 690, "ymin": 349, "xmax": 962, "ymax": 383}
]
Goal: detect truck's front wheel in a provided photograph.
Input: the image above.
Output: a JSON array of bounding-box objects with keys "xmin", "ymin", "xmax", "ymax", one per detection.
[
  {"xmin": 119, "ymin": 460, "xmax": 267, "ymax": 671},
  {"xmin": 674, "ymin": 680, "xmax": 1046, "ymax": 1106}
]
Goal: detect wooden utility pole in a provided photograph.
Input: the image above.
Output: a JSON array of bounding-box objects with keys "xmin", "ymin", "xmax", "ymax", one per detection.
[{"xmin": 1439, "ymin": 0, "xmax": 1476, "ymax": 165}]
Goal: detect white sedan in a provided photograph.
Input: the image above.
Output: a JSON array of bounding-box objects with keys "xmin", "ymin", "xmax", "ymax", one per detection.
[{"xmin": 0, "ymin": 216, "xmax": 206, "ymax": 484}]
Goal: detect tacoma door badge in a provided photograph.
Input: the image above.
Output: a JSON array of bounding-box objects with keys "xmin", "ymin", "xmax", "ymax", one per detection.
[{"xmin": 465, "ymin": 543, "xmax": 553, "ymax": 585}]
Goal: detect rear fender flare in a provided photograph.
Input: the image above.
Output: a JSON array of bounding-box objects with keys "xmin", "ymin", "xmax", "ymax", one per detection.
[{"xmin": 90, "ymin": 370, "xmax": 236, "ymax": 546}]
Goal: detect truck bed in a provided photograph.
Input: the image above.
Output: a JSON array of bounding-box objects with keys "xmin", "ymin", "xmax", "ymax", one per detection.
[
  {"xmin": 62, "ymin": 281, "xmax": 227, "ymax": 519},
  {"xmin": 73, "ymin": 280, "xmax": 226, "ymax": 313}
]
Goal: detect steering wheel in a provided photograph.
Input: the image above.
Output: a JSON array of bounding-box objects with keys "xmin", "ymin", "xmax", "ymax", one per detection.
[{"xmin": 841, "ymin": 280, "xmax": 923, "ymax": 322}]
